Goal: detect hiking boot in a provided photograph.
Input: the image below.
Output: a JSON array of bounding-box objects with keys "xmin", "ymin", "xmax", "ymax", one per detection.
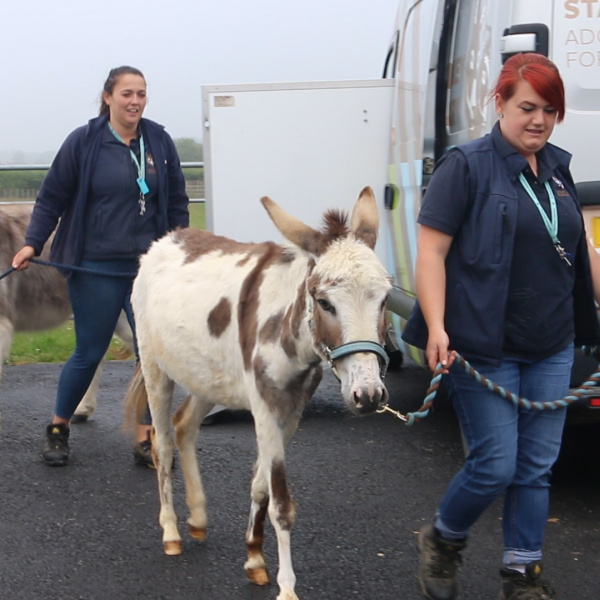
[
  {"xmin": 500, "ymin": 562, "xmax": 556, "ymax": 599},
  {"xmin": 417, "ymin": 523, "xmax": 466, "ymax": 600},
  {"xmin": 133, "ymin": 435, "xmax": 155, "ymax": 469},
  {"xmin": 42, "ymin": 423, "xmax": 70, "ymax": 466}
]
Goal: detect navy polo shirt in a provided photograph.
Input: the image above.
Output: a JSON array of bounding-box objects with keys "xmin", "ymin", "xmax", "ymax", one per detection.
[
  {"xmin": 418, "ymin": 126, "xmax": 581, "ymax": 360},
  {"xmin": 82, "ymin": 124, "xmax": 159, "ymax": 260}
]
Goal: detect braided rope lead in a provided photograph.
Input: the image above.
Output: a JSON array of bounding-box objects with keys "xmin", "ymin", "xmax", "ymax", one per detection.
[{"xmin": 400, "ymin": 348, "xmax": 600, "ymax": 426}]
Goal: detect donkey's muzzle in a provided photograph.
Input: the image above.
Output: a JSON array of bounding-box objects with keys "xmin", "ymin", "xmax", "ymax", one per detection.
[{"xmin": 352, "ymin": 384, "xmax": 389, "ymax": 415}]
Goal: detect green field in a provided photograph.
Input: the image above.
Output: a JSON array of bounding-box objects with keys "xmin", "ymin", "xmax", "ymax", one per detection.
[
  {"xmin": 8, "ymin": 202, "xmax": 205, "ymax": 365},
  {"xmin": 188, "ymin": 201, "xmax": 206, "ymax": 230}
]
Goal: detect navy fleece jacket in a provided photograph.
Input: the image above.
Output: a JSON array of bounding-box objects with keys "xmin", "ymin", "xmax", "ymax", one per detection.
[{"xmin": 25, "ymin": 114, "xmax": 189, "ymax": 271}]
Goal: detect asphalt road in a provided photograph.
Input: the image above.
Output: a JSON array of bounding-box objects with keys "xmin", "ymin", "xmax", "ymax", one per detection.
[{"xmin": 0, "ymin": 360, "xmax": 598, "ymax": 600}]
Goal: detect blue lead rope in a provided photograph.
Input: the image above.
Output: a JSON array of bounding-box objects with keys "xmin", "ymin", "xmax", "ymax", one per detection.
[
  {"xmin": 5, "ymin": 258, "xmax": 137, "ymax": 278},
  {"xmin": 1, "ymin": 259, "xmax": 137, "ymax": 280},
  {"xmin": 29, "ymin": 258, "xmax": 138, "ymax": 278},
  {"xmin": 0, "ymin": 266, "xmax": 16, "ymax": 281}
]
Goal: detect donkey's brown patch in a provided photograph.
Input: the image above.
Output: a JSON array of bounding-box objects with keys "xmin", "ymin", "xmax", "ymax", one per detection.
[{"xmin": 208, "ymin": 297, "xmax": 232, "ymax": 337}]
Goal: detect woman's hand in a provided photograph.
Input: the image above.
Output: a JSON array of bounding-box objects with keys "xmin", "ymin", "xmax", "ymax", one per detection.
[
  {"xmin": 12, "ymin": 246, "xmax": 36, "ymax": 270},
  {"xmin": 425, "ymin": 327, "xmax": 457, "ymax": 373}
]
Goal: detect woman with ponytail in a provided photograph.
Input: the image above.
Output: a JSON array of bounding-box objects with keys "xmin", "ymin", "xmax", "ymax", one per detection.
[{"xmin": 12, "ymin": 66, "xmax": 189, "ymax": 468}]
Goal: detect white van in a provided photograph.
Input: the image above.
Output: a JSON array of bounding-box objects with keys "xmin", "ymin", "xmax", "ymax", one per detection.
[
  {"xmin": 381, "ymin": 0, "xmax": 600, "ymax": 364},
  {"xmin": 202, "ymin": 0, "xmax": 600, "ymax": 416}
]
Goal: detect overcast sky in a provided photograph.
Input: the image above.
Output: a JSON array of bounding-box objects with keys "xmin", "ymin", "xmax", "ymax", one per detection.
[{"xmin": 0, "ymin": 0, "xmax": 399, "ymax": 156}]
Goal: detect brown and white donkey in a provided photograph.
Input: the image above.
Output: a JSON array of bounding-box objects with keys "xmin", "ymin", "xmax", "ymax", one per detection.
[{"xmin": 124, "ymin": 187, "xmax": 392, "ymax": 600}]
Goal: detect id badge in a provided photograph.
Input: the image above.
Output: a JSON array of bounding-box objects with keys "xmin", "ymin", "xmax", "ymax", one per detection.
[{"xmin": 137, "ymin": 177, "xmax": 150, "ymax": 195}]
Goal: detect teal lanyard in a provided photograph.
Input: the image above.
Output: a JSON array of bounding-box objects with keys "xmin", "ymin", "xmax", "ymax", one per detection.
[
  {"xmin": 108, "ymin": 123, "xmax": 149, "ymax": 199},
  {"xmin": 518, "ymin": 172, "xmax": 571, "ymax": 266}
]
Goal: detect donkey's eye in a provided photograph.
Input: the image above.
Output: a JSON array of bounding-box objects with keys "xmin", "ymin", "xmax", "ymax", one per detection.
[{"xmin": 317, "ymin": 298, "xmax": 335, "ymax": 315}]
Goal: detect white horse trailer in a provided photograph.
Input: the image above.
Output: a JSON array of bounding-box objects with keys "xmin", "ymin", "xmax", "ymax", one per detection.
[{"xmin": 202, "ymin": 0, "xmax": 600, "ymax": 409}]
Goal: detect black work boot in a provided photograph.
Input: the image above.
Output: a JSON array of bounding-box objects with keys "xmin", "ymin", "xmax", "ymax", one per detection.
[
  {"xmin": 42, "ymin": 423, "xmax": 70, "ymax": 466},
  {"xmin": 500, "ymin": 561, "xmax": 556, "ymax": 599},
  {"xmin": 417, "ymin": 523, "xmax": 466, "ymax": 600},
  {"xmin": 133, "ymin": 432, "xmax": 155, "ymax": 469}
]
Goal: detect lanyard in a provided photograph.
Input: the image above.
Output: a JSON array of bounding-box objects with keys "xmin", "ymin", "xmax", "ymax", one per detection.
[
  {"xmin": 108, "ymin": 123, "xmax": 149, "ymax": 214},
  {"xmin": 518, "ymin": 172, "xmax": 571, "ymax": 266}
]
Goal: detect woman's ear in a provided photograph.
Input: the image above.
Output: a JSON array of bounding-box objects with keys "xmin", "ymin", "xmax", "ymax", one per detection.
[{"xmin": 495, "ymin": 93, "xmax": 504, "ymax": 117}]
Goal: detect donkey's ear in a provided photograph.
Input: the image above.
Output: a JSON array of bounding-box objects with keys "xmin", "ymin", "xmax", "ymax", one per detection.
[
  {"xmin": 350, "ymin": 186, "xmax": 379, "ymax": 250},
  {"xmin": 261, "ymin": 197, "xmax": 326, "ymax": 256}
]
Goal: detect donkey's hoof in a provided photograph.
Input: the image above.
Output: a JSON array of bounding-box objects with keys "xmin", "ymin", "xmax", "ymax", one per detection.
[
  {"xmin": 276, "ymin": 591, "xmax": 299, "ymax": 600},
  {"xmin": 246, "ymin": 567, "xmax": 270, "ymax": 586},
  {"xmin": 188, "ymin": 524, "xmax": 206, "ymax": 541},
  {"xmin": 70, "ymin": 414, "xmax": 89, "ymax": 424},
  {"xmin": 163, "ymin": 540, "xmax": 182, "ymax": 555}
]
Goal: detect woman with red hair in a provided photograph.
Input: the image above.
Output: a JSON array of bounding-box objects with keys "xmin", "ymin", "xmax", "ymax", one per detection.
[{"xmin": 403, "ymin": 53, "xmax": 600, "ymax": 600}]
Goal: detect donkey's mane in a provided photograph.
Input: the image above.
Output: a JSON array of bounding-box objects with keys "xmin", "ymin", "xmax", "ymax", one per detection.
[{"xmin": 321, "ymin": 209, "xmax": 349, "ymax": 239}]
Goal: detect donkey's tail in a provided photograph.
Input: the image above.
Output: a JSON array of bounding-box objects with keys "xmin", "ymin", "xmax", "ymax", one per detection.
[{"xmin": 123, "ymin": 363, "xmax": 149, "ymax": 434}]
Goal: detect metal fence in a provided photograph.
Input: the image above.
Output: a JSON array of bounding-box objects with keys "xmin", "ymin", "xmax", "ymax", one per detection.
[{"xmin": 0, "ymin": 162, "xmax": 205, "ymax": 203}]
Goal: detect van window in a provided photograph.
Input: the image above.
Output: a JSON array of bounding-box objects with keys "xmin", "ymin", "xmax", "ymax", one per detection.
[{"xmin": 446, "ymin": 0, "xmax": 491, "ymax": 136}]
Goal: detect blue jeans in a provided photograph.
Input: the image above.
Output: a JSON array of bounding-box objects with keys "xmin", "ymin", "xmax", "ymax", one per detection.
[
  {"xmin": 434, "ymin": 344, "xmax": 573, "ymax": 565},
  {"xmin": 54, "ymin": 260, "xmax": 150, "ymax": 422}
]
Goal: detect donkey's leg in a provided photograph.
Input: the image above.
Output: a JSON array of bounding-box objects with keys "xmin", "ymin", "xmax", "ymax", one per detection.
[
  {"xmin": 248, "ymin": 409, "xmax": 302, "ymax": 600},
  {"xmin": 0, "ymin": 316, "xmax": 13, "ymax": 420},
  {"xmin": 0, "ymin": 316, "xmax": 14, "ymax": 384},
  {"xmin": 113, "ymin": 310, "xmax": 135, "ymax": 353},
  {"xmin": 172, "ymin": 394, "xmax": 214, "ymax": 542},
  {"xmin": 272, "ymin": 415, "xmax": 303, "ymax": 600},
  {"xmin": 143, "ymin": 360, "xmax": 179, "ymax": 555},
  {"xmin": 72, "ymin": 360, "xmax": 103, "ymax": 420},
  {"xmin": 244, "ymin": 459, "xmax": 270, "ymax": 585}
]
